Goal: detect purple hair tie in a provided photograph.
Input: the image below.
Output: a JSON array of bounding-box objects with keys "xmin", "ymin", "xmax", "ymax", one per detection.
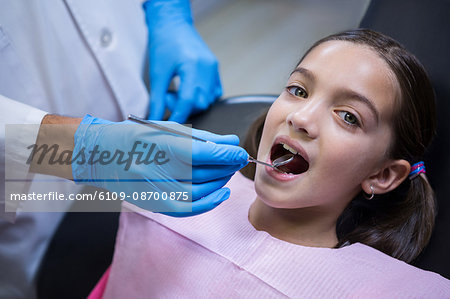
[{"xmin": 409, "ymin": 161, "xmax": 425, "ymax": 180}]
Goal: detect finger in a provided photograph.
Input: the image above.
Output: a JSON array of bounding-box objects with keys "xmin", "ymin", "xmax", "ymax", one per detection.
[
  {"xmin": 192, "ymin": 164, "xmax": 246, "ymax": 183},
  {"xmin": 165, "ymin": 92, "xmax": 178, "ymax": 112},
  {"xmin": 148, "ymin": 117, "xmax": 240, "ymax": 146},
  {"xmin": 160, "ymin": 187, "xmax": 230, "ymax": 217},
  {"xmin": 191, "ymin": 129, "xmax": 240, "ymax": 145},
  {"xmin": 202, "ymin": 65, "xmax": 222, "ymax": 112},
  {"xmin": 190, "ymin": 91, "xmax": 210, "ymax": 115},
  {"xmin": 149, "ymin": 68, "xmax": 172, "ymax": 120},
  {"xmin": 169, "ymin": 62, "xmax": 206, "ymax": 123},
  {"xmin": 192, "ymin": 142, "xmax": 248, "ymax": 165},
  {"xmin": 168, "ymin": 99, "xmax": 193, "ymax": 123},
  {"xmin": 136, "ymin": 173, "xmax": 231, "ymax": 201},
  {"xmin": 191, "ymin": 175, "xmax": 231, "ymax": 200},
  {"xmin": 169, "ymin": 65, "xmax": 198, "ymax": 122},
  {"xmin": 192, "ymin": 62, "xmax": 219, "ymax": 112},
  {"xmin": 189, "ymin": 187, "xmax": 230, "ymax": 215}
]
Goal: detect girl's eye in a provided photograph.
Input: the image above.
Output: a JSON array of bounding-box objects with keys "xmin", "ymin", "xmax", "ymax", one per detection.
[
  {"xmin": 286, "ymin": 86, "xmax": 308, "ymax": 98},
  {"xmin": 337, "ymin": 111, "xmax": 360, "ymax": 127}
]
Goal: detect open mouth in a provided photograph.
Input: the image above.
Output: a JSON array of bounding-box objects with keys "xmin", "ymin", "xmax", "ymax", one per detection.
[{"xmin": 270, "ymin": 143, "xmax": 309, "ymax": 174}]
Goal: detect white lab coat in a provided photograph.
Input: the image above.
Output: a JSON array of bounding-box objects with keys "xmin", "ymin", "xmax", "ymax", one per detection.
[{"xmin": 0, "ymin": 0, "xmax": 148, "ymax": 297}]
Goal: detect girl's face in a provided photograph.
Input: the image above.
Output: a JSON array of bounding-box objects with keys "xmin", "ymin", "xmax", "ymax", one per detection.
[{"xmin": 254, "ymin": 41, "xmax": 400, "ymax": 211}]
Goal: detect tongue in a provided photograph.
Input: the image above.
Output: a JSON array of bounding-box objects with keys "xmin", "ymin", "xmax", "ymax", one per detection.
[{"xmin": 276, "ymin": 154, "xmax": 309, "ymax": 174}]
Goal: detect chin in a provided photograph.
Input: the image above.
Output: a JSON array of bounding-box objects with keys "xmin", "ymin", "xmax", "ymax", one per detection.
[{"xmin": 254, "ymin": 178, "xmax": 299, "ymax": 209}]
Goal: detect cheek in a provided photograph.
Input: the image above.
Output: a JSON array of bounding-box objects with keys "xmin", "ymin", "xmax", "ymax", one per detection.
[
  {"xmin": 257, "ymin": 101, "xmax": 286, "ymax": 155},
  {"xmin": 317, "ymin": 134, "xmax": 388, "ymax": 185},
  {"xmin": 265, "ymin": 100, "xmax": 286, "ymax": 129}
]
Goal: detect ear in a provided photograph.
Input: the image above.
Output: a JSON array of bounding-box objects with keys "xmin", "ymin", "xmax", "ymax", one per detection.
[{"xmin": 361, "ymin": 159, "xmax": 410, "ymax": 195}]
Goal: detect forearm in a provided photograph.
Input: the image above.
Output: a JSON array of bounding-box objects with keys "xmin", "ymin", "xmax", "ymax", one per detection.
[{"xmin": 28, "ymin": 114, "xmax": 83, "ymax": 180}]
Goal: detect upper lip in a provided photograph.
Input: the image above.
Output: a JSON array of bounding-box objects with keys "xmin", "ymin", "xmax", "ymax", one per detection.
[{"xmin": 272, "ymin": 135, "xmax": 310, "ymax": 164}]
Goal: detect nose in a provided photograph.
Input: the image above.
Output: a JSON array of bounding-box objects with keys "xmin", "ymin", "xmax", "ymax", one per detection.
[{"xmin": 286, "ymin": 100, "xmax": 321, "ymax": 139}]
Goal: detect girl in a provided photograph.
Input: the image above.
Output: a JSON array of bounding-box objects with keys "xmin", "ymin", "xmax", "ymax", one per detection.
[{"xmin": 89, "ymin": 29, "xmax": 450, "ymax": 298}]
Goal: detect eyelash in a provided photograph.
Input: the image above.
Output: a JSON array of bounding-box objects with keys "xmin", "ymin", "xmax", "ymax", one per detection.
[
  {"xmin": 336, "ymin": 111, "xmax": 361, "ymax": 128},
  {"xmin": 286, "ymin": 85, "xmax": 362, "ymax": 128},
  {"xmin": 286, "ymin": 85, "xmax": 308, "ymax": 98}
]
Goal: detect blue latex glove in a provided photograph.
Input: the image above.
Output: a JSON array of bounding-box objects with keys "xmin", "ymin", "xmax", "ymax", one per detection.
[
  {"xmin": 72, "ymin": 115, "xmax": 248, "ymax": 217},
  {"xmin": 143, "ymin": 0, "xmax": 222, "ymax": 123}
]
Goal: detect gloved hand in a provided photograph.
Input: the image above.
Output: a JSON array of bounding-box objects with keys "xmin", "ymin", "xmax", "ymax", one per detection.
[
  {"xmin": 143, "ymin": 0, "xmax": 222, "ymax": 123},
  {"xmin": 72, "ymin": 115, "xmax": 248, "ymax": 217}
]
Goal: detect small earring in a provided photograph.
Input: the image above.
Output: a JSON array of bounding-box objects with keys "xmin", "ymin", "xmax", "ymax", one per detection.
[{"xmin": 364, "ymin": 185, "xmax": 375, "ymax": 200}]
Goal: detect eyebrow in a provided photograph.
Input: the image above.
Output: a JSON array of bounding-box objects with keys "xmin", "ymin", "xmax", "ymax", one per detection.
[
  {"xmin": 291, "ymin": 67, "xmax": 379, "ymax": 123},
  {"xmin": 291, "ymin": 67, "xmax": 316, "ymax": 82},
  {"xmin": 338, "ymin": 89, "xmax": 379, "ymax": 123}
]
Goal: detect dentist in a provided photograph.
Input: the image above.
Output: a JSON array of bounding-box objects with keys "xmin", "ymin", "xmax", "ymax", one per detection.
[{"xmin": 0, "ymin": 0, "xmax": 244, "ymax": 298}]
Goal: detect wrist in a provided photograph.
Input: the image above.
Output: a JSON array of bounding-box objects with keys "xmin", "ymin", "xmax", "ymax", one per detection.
[
  {"xmin": 71, "ymin": 115, "xmax": 113, "ymax": 183},
  {"xmin": 143, "ymin": 0, "xmax": 193, "ymax": 26},
  {"xmin": 29, "ymin": 114, "xmax": 82, "ymax": 180}
]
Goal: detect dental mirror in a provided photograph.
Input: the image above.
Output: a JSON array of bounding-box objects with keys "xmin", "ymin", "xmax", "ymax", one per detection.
[
  {"xmin": 248, "ymin": 154, "xmax": 294, "ymax": 171},
  {"xmin": 273, "ymin": 154, "xmax": 294, "ymax": 168}
]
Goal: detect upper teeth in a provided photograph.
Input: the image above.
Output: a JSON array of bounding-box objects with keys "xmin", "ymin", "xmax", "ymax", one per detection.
[{"xmin": 282, "ymin": 143, "xmax": 298, "ymax": 155}]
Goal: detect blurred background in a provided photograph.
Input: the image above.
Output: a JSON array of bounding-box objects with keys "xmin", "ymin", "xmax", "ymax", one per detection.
[{"xmin": 192, "ymin": 0, "xmax": 371, "ymax": 97}]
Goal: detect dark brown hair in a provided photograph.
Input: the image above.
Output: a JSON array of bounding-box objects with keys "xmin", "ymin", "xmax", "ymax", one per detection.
[{"xmin": 242, "ymin": 29, "xmax": 437, "ymax": 263}]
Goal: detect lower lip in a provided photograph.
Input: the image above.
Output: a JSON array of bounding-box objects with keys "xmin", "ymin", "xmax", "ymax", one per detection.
[{"xmin": 265, "ymin": 164, "xmax": 304, "ymax": 182}]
